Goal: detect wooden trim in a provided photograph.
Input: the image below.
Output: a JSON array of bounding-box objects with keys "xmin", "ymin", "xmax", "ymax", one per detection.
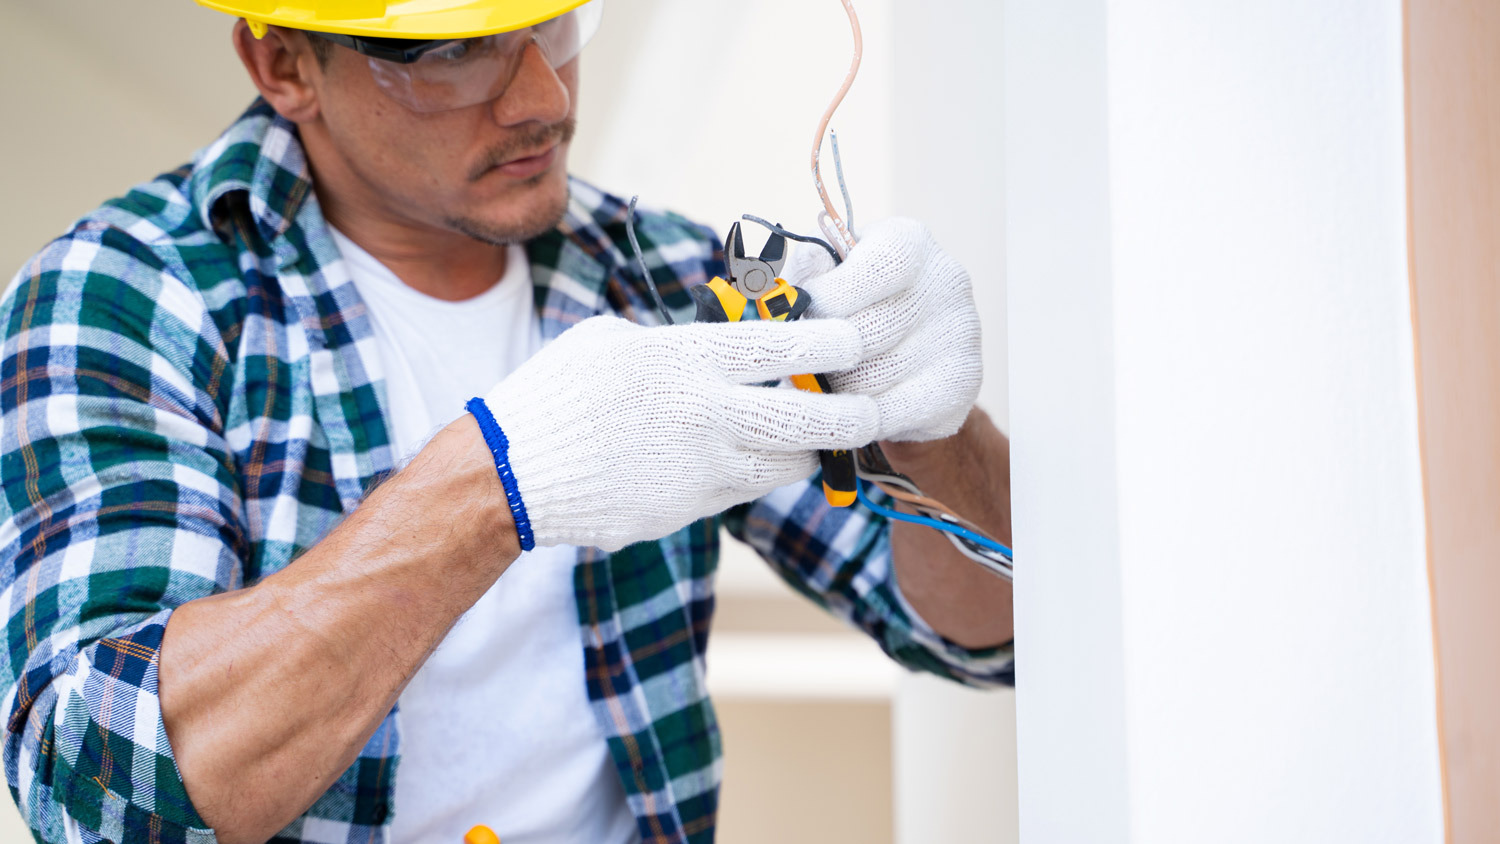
[
  {"xmin": 1402, "ymin": 0, "xmax": 1453, "ymax": 836},
  {"xmin": 1405, "ymin": 1, "xmax": 1500, "ymax": 839}
]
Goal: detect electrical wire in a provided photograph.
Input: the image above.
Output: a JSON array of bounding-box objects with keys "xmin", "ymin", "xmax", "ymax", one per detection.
[
  {"xmin": 741, "ymin": 215, "xmax": 842, "ymax": 266},
  {"xmin": 857, "ymin": 449, "xmax": 1012, "ymax": 577},
  {"xmin": 862, "ymin": 472, "xmax": 1012, "ymax": 576},
  {"xmin": 944, "ymin": 534, "xmax": 1015, "ymax": 580},
  {"xmin": 866, "ymin": 477, "xmax": 973, "ymax": 526},
  {"xmin": 830, "ymin": 130, "xmax": 855, "ymax": 236},
  {"xmin": 811, "ymin": 0, "xmax": 864, "ymax": 254},
  {"xmin": 857, "ymin": 479, "xmax": 1013, "ymax": 579},
  {"xmin": 626, "ymin": 195, "xmax": 675, "ymax": 326},
  {"xmin": 816, "ymin": 134, "xmax": 859, "ymax": 260}
]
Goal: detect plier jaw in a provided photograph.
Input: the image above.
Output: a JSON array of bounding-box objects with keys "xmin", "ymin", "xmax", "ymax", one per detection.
[
  {"xmin": 724, "ymin": 221, "xmax": 788, "ymax": 300},
  {"xmin": 693, "ymin": 220, "xmax": 809, "ymax": 324}
]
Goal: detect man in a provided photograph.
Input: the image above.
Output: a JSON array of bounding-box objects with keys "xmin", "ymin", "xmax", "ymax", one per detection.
[{"xmin": 0, "ymin": 1, "xmax": 1014, "ymax": 841}]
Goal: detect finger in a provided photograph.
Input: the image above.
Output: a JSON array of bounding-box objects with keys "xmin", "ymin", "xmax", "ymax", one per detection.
[
  {"xmin": 571, "ymin": 313, "xmax": 639, "ymax": 336},
  {"xmin": 725, "ymin": 384, "xmax": 879, "ymax": 453},
  {"xmin": 868, "ymin": 358, "xmax": 983, "ymax": 443},
  {"xmin": 824, "ymin": 341, "xmax": 926, "ymax": 396},
  {"xmin": 798, "ymin": 218, "xmax": 936, "ymax": 319},
  {"xmin": 836, "ymin": 293, "xmax": 982, "ymax": 388},
  {"xmin": 681, "ymin": 318, "xmax": 864, "ymax": 384}
]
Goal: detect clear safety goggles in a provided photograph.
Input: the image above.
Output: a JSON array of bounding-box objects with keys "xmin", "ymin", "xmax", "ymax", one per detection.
[{"xmin": 313, "ymin": 0, "xmax": 604, "ymax": 113}]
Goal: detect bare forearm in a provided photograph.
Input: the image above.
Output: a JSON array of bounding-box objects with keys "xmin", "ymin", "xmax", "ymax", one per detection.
[
  {"xmin": 159, "ymin": 418, "xmax": 516, "ymax": 843},
  {"xmin": 883, "ymin": 406, "xmax": 1014, "ymax": 648}
]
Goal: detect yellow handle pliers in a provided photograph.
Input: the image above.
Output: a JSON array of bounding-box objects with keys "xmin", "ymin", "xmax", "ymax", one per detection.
[{"xmin": 691, "ymin": 221, "xmax": 859, "ymax": 508}]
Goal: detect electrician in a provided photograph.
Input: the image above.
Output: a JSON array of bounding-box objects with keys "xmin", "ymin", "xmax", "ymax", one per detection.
[{"xmin": 0, "ymin": 2, "xmax": 1014, "ymax": 841}]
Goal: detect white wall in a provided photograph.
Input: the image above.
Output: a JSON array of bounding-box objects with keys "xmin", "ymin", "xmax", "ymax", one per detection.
[
  {"xmin": 890, "ymin": 3, "xmax": 1018, "ymax": 843},
  {"xmin": 1004, "ymin": 1, "xmax": 1132, "ymax": 841},
  {"xmin": 570, "ymin": 0, "xmax": 897, "ymax": 240},
  {"xmin": 1007, "ymin": 1, "xmax": 1444, "ymax": 842}
]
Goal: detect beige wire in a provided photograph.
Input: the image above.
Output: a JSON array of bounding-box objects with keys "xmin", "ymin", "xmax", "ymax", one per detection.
[
  {"xmin": 811, "ymin": 0, "xmax": 863, "ymax": 254},
  {"xmin": 874, "ymin": 482, "xmax": 987, "ymax": 532}
]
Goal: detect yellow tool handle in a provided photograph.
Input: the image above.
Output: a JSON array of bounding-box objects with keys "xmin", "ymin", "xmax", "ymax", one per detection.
[
  {"xmin": 764, "ymin": 281, "xmax": 853, "ymax": 507},
  {"xmin": 790, "ymin": 372, "xmax": 859, "ymax": 508},
  {"xmin": 691, "ymin": 276, "xmax": 748, "ymax": 323},
  {"xmin": 754, "ymin": 279, "xmax": 810, "ymax": 323}
]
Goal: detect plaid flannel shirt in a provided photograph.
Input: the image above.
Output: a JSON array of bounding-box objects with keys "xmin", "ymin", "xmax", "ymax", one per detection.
[{"xmin": 0, "ymin": 101, "xmax": 1014, "ymax": 844}]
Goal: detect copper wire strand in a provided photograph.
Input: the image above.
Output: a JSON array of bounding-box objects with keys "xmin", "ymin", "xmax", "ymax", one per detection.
[{"xmin": 811, "ymin": 0, "xmax": 864, "ymax": 254}]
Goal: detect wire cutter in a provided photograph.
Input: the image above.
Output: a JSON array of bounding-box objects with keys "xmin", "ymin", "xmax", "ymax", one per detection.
[{"xmin": 691, "ymin": 222, "xmax": 859, "ymax": 508}]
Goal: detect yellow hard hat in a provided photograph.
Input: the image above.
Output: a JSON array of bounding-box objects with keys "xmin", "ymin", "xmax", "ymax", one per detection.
[{"xmin": 194, "ymin": 0, "xmax": 594, "ymax": 41}]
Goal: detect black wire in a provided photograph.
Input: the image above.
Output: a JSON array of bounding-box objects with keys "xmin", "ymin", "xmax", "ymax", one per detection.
[
  {"xmin": 626, "ymin": 195, "xmax": 675, "ymax": 326},
  {"xmin": 741, "ymin": 215, "xmax": 842, "ymax": 266}
]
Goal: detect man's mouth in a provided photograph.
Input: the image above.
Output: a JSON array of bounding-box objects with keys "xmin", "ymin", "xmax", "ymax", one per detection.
[{"xmin": 488, "ymin": 143, "xmax": 561, "ymax": 181}]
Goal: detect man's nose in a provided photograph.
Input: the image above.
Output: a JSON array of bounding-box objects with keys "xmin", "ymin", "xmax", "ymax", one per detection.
[{"xmin": 491, "ymin": 40, "xmax": 572, "ymax": 128}]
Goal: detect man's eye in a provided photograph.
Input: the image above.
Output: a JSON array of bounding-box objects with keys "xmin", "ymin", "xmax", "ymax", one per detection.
[{"xmin": 427, "ymin": 40, "xmax": 475, "ymax": 62}]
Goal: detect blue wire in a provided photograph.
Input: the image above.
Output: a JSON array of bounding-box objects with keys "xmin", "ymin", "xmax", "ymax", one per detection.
[{"xmin": 856, "ymin": 479, "xmax": 1014, "ymax": 561}]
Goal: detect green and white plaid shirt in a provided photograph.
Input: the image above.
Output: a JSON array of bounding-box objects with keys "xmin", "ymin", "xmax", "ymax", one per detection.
[{"xmin": 0, "ymin": 101, "xmax": 1013, "ymax": 844}]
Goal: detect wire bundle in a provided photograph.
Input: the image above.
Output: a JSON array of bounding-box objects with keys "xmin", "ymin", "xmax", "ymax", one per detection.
[{"xmin": 855, "ymin": 448, "xmax": 1013, "ymax": 580}]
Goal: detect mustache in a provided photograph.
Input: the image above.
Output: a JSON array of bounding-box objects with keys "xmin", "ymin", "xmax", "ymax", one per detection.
[{"xmin": 467, "ymin": 118, "xmax": 577, "ymax": 182}]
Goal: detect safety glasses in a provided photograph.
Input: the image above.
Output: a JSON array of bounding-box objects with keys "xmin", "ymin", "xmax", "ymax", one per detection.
[{"xmin": 313, "ymin": 0, "xmax": 604, "ymax": 113}]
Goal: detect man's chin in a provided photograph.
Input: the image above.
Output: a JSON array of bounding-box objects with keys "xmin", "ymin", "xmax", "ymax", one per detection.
[{"xmin": 445, "ymin": 178, "xmax": 570, "ymax": 247}]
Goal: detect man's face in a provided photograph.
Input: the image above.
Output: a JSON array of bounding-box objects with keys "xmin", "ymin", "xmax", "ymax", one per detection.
[{"xmin": 308, "ymin": 36, "xmax": 579, "ymax": 245}]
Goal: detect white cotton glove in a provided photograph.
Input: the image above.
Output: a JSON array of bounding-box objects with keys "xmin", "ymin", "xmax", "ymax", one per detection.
[
  {"xmin": 784, "ymin": 218, "xmax": 983, "ymax": 443},
  {"xmin": 480, "ymin": 315, "xmax": 878, "ymax": 552}
]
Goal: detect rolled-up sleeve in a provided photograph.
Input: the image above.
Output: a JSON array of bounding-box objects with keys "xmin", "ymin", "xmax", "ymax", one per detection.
[
  {"xmin": 725, "ymin": 473, "xmax": 1014, "ymax": 688},
  {"xmin": 0, "ymin": 225, "xmax": 241, "ymax": 842}
]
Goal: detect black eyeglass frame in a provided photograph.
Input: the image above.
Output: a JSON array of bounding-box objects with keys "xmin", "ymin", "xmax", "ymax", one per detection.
[{"xmin": 309, "ymin": 31, "xmax": 459, "ymax": 65}]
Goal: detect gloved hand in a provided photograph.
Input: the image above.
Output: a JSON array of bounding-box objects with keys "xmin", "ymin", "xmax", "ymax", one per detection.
[
  {"xmin": 784, "ymin": 218, "xmax": 983, "ymax": 443},
  {"xmin": 477, "ymin": 315, "xmax": 878, "ymax": 552}
]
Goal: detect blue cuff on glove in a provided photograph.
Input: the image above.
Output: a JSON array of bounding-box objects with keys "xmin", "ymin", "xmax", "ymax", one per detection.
[{"xmin": 466, "ymin": 396, "xmax": 536, "ymax": 552}]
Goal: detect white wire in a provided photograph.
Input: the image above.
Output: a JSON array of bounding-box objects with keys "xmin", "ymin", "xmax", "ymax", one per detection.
[{"xmin": 860, "ymin": 468, "xmax": 1013, "ymax": 581}]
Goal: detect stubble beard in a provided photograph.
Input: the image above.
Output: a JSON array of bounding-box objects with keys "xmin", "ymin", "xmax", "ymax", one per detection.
[{"xmin": 444, "ymin": 117, "xmax": 576, "ymax": 247}]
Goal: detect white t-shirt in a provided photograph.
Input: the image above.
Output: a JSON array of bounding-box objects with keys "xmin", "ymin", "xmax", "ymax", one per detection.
[{"xmin": 331, "ymin": 229, "xmax": 639, "ymax": 844}]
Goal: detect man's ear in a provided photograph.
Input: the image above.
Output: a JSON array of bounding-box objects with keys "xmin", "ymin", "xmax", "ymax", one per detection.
[{"xmin": 232, "ymin": 19, "xmax": 323, "ymax": 123}]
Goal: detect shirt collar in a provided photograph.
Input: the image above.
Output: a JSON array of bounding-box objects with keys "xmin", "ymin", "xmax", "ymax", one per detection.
[{"xmin": 191, "ymin": 99, "xmax": 312, "ymax": 248}]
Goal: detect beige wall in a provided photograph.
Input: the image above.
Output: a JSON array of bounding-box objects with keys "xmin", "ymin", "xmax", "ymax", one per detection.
[
  {"xmin": 0, "ymin": 2, "xmax": 257, "ymax": 279},
  {"xmin": 1406, "ymin": 0, "xmax": 1500, "ymax": 839}
]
